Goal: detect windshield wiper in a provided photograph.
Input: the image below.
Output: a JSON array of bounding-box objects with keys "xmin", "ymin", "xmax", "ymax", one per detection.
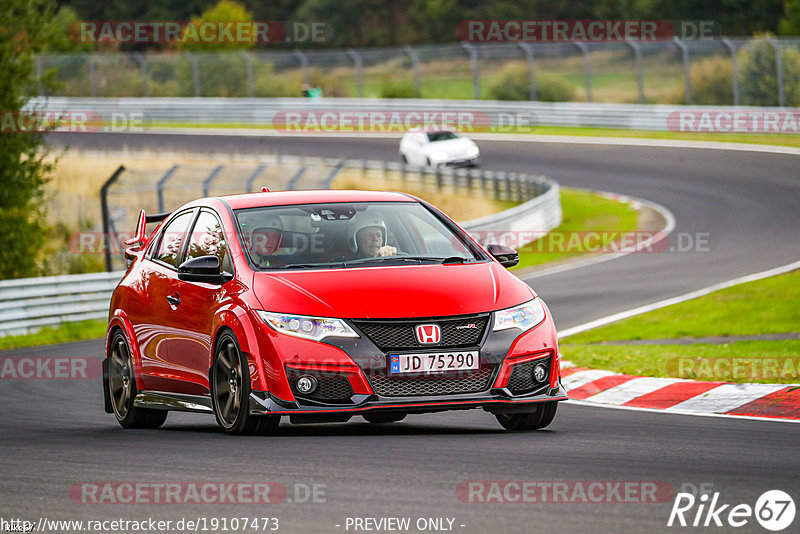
[
  {"xmin": 267, "ymin": 263, "xmax": 341, "ymax": 270},
  {"xmin": 342, "ymin": 256, "xmax": 473, "ymax": 267},
  {"xmin": 343, "ymin": 257, "xmax": 427, "ymax": 267}
]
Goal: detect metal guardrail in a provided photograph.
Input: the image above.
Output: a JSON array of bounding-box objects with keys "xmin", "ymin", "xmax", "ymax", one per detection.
[
  {"xmin": 0, "ymin": 271, "xmax": 124, "ymax": 337},
  {"xmin": 462, "ymin": 179, "xmax": 561, "ymax": 236},
  {"xmin": 29, "ymin": 96, "xmax": 799, "ymax": 132},
  {"xmin": 2, "ymin": 172, "xmax": 560, "ymax": 337}
]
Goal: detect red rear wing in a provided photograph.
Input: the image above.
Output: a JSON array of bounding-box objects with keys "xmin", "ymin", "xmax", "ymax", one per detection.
[{"xmin": 124, "ymin": 210, "xmax": 171, "ymax": 246}]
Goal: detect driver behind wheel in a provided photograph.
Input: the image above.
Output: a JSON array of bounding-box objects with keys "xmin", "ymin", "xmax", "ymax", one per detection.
[{"xmin": 350, "ymin": 214, "xmax": 397, "ymax": 258}]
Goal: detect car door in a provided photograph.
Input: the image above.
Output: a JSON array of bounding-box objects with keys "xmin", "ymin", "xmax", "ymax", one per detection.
[
  {"xmin": 134, "ymin": 209, "xmax": 197, "ymax": 391},
  {"xmin": 163, "ymin": 209, "xmax": 234, "ymax": 395}
]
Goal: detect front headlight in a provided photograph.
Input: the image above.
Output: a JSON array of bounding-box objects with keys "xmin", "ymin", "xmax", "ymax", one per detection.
[
  {"xmin": 429, "ymin": 151, "xmax": 448, "ymax": 162},
  {"xmin": 466, "ymin": 145, "xmax": 480, "ymax": 157},
  {"xmin": 493, "ymin": 298, "xmax": 546, "ymax": 333},
  {"xmin": 256, "ymin": 311, "xmax": 359, "ymax": 341}
]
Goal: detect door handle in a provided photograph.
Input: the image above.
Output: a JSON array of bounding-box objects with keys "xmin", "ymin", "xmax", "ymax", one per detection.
[{"xmin": 166, "ymin": 294, "xmax": 180, "ymax": 307}]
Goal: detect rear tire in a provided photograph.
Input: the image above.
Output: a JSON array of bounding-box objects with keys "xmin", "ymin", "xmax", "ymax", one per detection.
[
  {"xmin": 212, "ymin": 331, "xmax": 279, "ymax": 435},
  {"xmin": 363, "ymin": 412, "xmax": 406, "ymax": 424},
  {"xmin": 495, "ymin": 402, "xmax": 558, "ymax": 431},
  {"xmin": 107, "ymin": 331, "xmax": 167, "ymax": 429}
]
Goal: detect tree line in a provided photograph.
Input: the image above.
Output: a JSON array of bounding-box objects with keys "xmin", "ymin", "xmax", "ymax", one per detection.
[{"xmin": 50, "ymin": 0, "xmax": 800, "ymax": 52}]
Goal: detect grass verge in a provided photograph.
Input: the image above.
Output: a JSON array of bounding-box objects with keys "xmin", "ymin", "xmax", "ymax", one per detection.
[
  {"xmin": 512, "ymin": 188, "xmax": 639, "ymax": 270},
  {"xmin": 560, "ymin": 270, "xmax": 800, "ymax": 384},
  {"xmin": 0, "ymin": 319, "xmax": 107, "ymax": 352},
  {"xmin": 147, "ymin": 122, "xmax": 800, "ymax": 149}
]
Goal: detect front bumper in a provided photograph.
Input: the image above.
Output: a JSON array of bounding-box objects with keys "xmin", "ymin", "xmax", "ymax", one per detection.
[
  {"xmin": 251, "ymin": 309, "xmax": 563, "ymax": 418},
  {"xmin": 248, "ymin": 383, "xmax": 567, "ymax": 417},
  {"xmin": 442, "ymin": 156, "xmax": 480, "ymax": 168}
]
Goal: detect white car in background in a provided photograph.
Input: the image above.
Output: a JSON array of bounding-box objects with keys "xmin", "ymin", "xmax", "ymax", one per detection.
[{"xmin": 399, "ymin": 131, "xmax": 480, "ymax": 168}]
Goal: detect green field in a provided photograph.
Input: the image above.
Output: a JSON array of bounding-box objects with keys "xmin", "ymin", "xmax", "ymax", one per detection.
[
  {"xmin": 0, "ymin": 319, "xmax": 107, "ymax": 352},
  {"xmin": 561, "ymin": 270, "xmax": 800, "ymax": 384}
]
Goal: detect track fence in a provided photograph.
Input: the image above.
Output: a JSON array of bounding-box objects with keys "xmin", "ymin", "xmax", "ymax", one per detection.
[{"xmin": 35, "ymin": 37, "xmax": 800, "ymax": 105}]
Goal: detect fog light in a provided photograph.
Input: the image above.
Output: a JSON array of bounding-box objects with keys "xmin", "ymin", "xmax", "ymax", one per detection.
[
  {"xmin": 296, "ymin": 375, "xmax": 318, "ymax": 394},
  {"xmin": 533, "ymin": 363, "xmax": 548, "ymax": 383}
]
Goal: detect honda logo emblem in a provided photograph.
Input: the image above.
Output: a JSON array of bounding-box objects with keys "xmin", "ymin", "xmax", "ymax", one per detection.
[{"xmin": 415, "ymin": 324, "xmax": 441, "ymax": 344}]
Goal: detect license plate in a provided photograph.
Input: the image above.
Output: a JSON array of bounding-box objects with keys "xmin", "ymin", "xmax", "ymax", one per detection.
[{"xmin": 389, "ymin": 351, "xmax": 479, "ymax": 374}]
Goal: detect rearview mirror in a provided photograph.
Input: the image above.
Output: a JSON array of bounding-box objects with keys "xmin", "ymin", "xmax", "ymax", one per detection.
[
  {"xmin": 486, "ymin": 243, "xmax": 519, "ymax": 268},
  {"xmin": 178, "ymin": 255, "xmax": 228, "ymax": 284}
]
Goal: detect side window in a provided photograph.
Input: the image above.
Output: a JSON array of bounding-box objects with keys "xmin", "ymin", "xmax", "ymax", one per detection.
[
  {"xmin": 186, "ymin": 210, "xmax": 232, "ymax": 273},
  {"xmin": 154, "ymin": 211, "xmax": 195, "ymax": 268}
]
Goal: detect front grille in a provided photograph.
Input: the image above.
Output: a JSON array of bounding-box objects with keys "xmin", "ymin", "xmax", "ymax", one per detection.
[
  {"xmin": 353, "ymin": 315, "xmax": 489, "ymax": 351},
  {"xmin": 367, "ymin": 366, "xmax": 494, "ymax": 397},
  {"xmin": 286, "ymin": 369, "xmax": 354, "ymax": 404},
  {"xmin": 507, "ymin": 356, "xmax": 551, "ymax": 395}
]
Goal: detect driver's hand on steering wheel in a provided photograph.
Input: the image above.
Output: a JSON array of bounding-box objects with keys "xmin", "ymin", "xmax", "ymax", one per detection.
[{"xmin": 377, "ymin": 245, "xmax": 398, "ymax": 256}]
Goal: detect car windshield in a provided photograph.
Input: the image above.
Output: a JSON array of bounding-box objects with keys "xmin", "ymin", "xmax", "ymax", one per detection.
[
  {"xmin": 235, "ymin": 201, "xmax": 485, "ymax": 270},
  {"xmin": 427, "ymin": 131, "xmax": 459, "ymax": 142}
]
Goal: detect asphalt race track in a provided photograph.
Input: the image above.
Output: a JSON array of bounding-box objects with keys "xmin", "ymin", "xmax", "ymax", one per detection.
[{"xmin": 1, "ymin": 132, "xmax": 798, "ymax": 533}]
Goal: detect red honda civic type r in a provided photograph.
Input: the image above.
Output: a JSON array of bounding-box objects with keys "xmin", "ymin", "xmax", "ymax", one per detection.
[{"xmin": 103, "ymin": 190, "xmax": 567, "ymax": 435}]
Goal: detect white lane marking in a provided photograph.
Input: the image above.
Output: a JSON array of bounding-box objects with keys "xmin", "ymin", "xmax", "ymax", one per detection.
[
  {"xmin": 561, "ymin": 369, "xmax": 616, "ymax": 390},
  {"xmin": 666, "ymin": 383, "xmax": 789, "ymax": 414},
  {"xmin": 585, "ymin": 377, "xmax": 681, "ymax": 405},
  {"xmin": 558, "ymin": 259, "xmax": 800, "ymax": 339},
  {"xmin": 565, "ymin": 400, "xmax": 800, "ymax": 424}
]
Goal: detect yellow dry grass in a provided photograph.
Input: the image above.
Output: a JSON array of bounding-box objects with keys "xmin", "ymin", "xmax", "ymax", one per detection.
[{"xmin": 331, "ymin": 167, "xmax": 512, "ymax": 221}]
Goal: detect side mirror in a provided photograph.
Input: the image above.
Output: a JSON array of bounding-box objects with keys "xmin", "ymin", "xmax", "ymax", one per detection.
[
  {"xmin": 178, "ymin": 255, "xmax": 228, "ymax": 284},
  {"xmin": 486, "ymin": 243, "xmax": 519, "ymax": 268}
]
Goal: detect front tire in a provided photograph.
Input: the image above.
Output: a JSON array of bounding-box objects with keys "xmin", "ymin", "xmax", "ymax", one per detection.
[
  {"xmin": 107, "ymin": 331, "xmax": 167, "ymax": 429},
  {"xmin": 495, "ymin": 402, "xmax": 558, "ymax": 431},
  {"xmin": 211, "ymin": 332, "xmax": 279, "ymax": 435}
]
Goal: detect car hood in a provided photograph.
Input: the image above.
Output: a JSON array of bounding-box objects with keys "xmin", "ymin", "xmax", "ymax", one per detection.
[
  {"xmin": 252, "ymin": 262, "xmax": 534, "ymax": 319},
  {"xmin": 423, "ymin": 138, "xmax": 475, "ymax": 155}
]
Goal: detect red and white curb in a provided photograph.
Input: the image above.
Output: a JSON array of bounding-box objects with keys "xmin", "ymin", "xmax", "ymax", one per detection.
[{"xmin": 559, "ymin": 361, "xmax": 800, "ymax": 422}]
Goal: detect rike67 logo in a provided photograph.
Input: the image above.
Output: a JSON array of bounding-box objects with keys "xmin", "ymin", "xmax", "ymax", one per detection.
[{"xmin": 668, "ymin": 489, "xmax": 795, "ymax": 531}]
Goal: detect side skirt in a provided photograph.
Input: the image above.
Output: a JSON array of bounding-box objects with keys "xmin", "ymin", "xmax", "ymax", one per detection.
[{"xmin": 133, "ymin": 391, "xmax": 214, "ymax": 413}]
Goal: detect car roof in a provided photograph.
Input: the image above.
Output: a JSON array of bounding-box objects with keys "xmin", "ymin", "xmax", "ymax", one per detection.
[{"xmin": 216, "ymin": 189, "xmax": 417, "ymax": 210}]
